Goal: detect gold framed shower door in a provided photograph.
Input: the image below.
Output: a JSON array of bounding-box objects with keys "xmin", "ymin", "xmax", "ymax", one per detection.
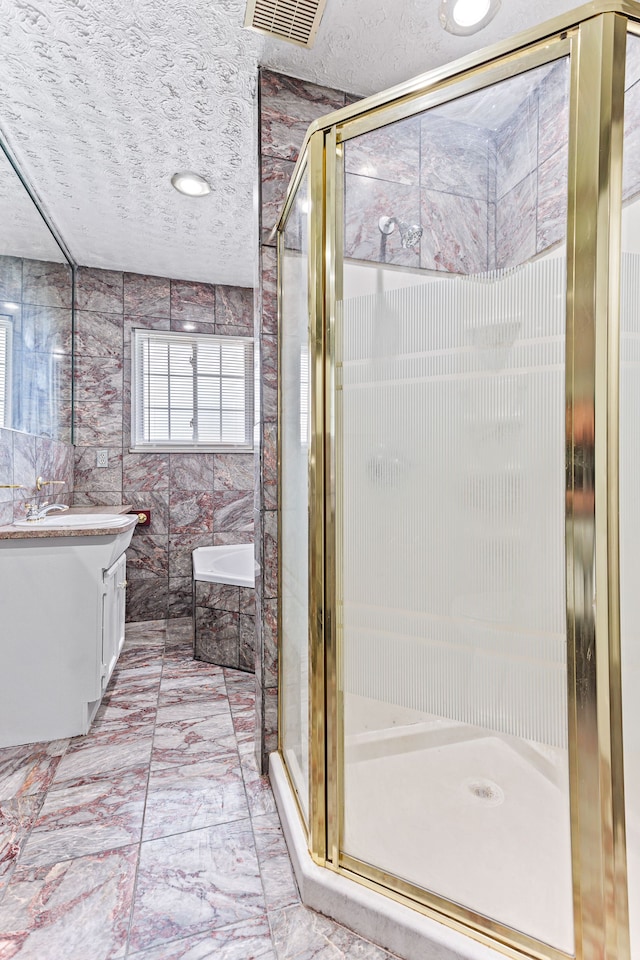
[{"xmin": 276, "ymin": 5, "xmax": 638, "ymax": 960}]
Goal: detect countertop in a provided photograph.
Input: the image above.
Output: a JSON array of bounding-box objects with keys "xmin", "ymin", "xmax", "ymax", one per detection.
[{"xmin": 0, "ymin": 505, "xmax": 136, "ymax": 540}]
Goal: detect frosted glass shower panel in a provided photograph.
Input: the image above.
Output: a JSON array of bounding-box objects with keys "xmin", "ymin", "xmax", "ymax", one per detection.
[
  {"xmin": 619, "ymin": 33, "xmax": 640, "ymax": 960},
  {"xmin": 280, "ymin": 169, "xmax": 311, "ymax": 821},
  {"xmin": 339, "ymin": 60, "xmax": 573, "ymax": 951}
]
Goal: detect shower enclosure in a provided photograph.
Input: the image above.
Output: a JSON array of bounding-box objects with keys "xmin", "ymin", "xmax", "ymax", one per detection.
[{"xmin": 276, "ymin": 4, "xmax": 639, "ymax": 960}]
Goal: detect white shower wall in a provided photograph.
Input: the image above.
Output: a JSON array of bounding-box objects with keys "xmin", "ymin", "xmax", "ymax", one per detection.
[{"xmin": 339, "ymin": 255, "xmax": 568, "ymax": 747}]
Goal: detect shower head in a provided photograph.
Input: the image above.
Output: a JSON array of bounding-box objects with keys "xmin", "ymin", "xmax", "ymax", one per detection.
[{"xmin": 378, "ymin": 215, "xmax": 423, "ymax": 249}]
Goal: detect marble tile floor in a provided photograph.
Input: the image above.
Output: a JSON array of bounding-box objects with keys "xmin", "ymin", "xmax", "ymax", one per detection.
[{"xmin": 0, "ymin": 617, "xmax": 399, "ymax": 960}]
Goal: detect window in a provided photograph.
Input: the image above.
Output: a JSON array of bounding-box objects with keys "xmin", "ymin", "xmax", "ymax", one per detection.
[
  {"xmin": 0, "ymin": 317, "xmax": 12, "ymax": 429},
  {"xmin": 131, "ymin": 329, "xmax": 254, "ymax": 452}
]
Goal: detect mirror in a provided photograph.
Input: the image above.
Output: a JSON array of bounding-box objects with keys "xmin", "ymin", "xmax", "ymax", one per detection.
[{"xmin": 0, "ymin": 140, "xmax": 73, "ymax": 443}]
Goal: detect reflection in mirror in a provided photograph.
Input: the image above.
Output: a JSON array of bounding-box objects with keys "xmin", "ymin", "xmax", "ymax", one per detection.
[{"xmin": 0, "ymin": 140, "xmax": 73, "ymax": 442}]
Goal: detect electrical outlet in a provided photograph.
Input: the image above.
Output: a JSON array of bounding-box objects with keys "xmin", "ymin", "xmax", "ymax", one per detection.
[{"xmin": 96, "ymin": 450, "xmax": 109, "ymax": 468}]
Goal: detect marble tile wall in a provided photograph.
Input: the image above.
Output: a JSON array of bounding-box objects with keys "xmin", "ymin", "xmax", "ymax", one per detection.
[
  {"xmin": 72, "ymin": 267, "xmax": 254, "ymax": 624},
  {"xmin": 256, "ymin": 70, "xmax": 357, "ymax": 771},
  {"xmin": 0, "ymin": 256, "xmax": 73, "ymax": 442},
  {"xmin": 0, "ymin": 426, "xmax": 74, "ymax": 525},
  {"xmin": 194, "ymin": 581, "xmax": 256, "ymax": 671}
]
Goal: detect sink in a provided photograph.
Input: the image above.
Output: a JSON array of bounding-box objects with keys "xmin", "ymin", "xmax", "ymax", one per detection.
[{"xmin": 13, "ymin": 513, "xmax": 133, "ymax": 529}]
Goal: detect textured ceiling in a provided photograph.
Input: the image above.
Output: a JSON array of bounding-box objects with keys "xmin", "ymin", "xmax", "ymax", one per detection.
[{"xmin": 0, "ymin": 0, "xmax": 585, "ymax": 286}]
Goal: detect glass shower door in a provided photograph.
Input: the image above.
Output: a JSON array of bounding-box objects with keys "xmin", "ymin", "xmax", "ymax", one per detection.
[
  {"xmin": 280, "ymin": 168, "xmax": 311, "ymax": 822},
  {"xmin": 337, "ymin": 60, "xmax": 574, "ymax": 951}
]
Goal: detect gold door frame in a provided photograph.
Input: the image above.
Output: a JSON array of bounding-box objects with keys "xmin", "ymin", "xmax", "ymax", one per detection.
[{"xmin": 276, "ymin": 5, "xmax": 637, "ymax": 959}]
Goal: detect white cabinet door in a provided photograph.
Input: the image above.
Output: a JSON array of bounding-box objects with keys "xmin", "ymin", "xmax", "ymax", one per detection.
[{"xmin": 102, "ymin": 552, "xmax": 127, "ymax": 692}]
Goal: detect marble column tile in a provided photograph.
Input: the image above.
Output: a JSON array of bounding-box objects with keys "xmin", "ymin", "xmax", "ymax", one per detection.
[
  {"xmin": 196, "ymin": 581, "xmax": 240, "ymax": 612},
  {"xmin": 143, "ymin": 755, "xmax": 249, "ymax": 842},
  {"xmin": 262, "ymin": 421, "xmax": 277, "ymax": 508},
  {"xmin": 239, "ymin": 587, "xmax": 256, "ymax": 617},
  {"xmin": 75, "ymin": 400, "xmax": 123, "ymax": 446},
  {"xmin": 260, "ymin": 246, "xmax": 278, "ymax": 338},
  {"xmin": 0, "ymin": 501, "xmax": 12, "ymax": 524},
  {"xmin": 0, "ymin": 255, "xmax": 22, "ymax": 301},
  {"xmin": 168, "ymin": 531, "xmax": 214, "ymax": 577},
  {"xmin": 260, "ymin": 70, "xmax": 346, "ymax": 163},
  {"xmin": 126, "ymin": 534, "xmax": 169, "ymax": 580},
  {"xmin": 169, "ymin": 317, "xmax": 215, "ymax": 334},
  {"xmin": 0, "ymin": 846, "xmax": 138, "ymax": 959},
  {"xmin": 73, "ymin": 490, "xmax": 124, "ymax": 507},
  {"xmin": 123, "ymin": 453, "xmax": 170, "ymax": 491},
  {"xmin": 75, "ymin": 267, "xmax": 124, "ymax": 313},
  {"xmin": 74, "ymin": 355, "xmax": 124, "ymax": 405},
  {"xmin": 0, "ymin": 795, "xmax": 42, "ymax": 893},
  {"xmin": 496, "ymin": 172, "xmax": 537, "ymax": 270},
  {"xmin": 537, "ymin": 60, "xmax": 570, "ymax": 165},
  {"xmin": 344, "ymin": 173, "xmax": 421, "ymax": 268},
  {"xmin": 19, "ymin": 770, "xmax": 147, "ymax": 866},
  {"xmin": 22, "ymin": 260, "xmax": 72, "ymax": 308},
  {"xmin": 35, "ymin": 436, "xmax": 74, "ymax": 489},
  {"xmin": 126, "ymin": 915, "xmax": 275, "ymax": 960},
  {"xmin": 495, "ymin": 91, "xmax": 539, "ymax": 200},
  {"xmin": 195, "ymin": 610, "xmax": 240, "ymax": 669},
  {"xmin": 126, "ymin": 579, "xmax": 170, "ymax": 623},
  {"xmin": 151, "ymin": 712, "xmax": 236, "ymax": 770},
  {"xmin": 420, "ymin": 112, "xmax": 492, "ymax": 201},
  {"xmin": 124, "ymin": 273, "xmax": 171, "ymax": 318},
  {"xmin": 74, "ymin": 447, "xmax": 123, "ymax": 493},
  {"xmin": 169, "ymin": 453, "xmax": 214, "ymax": 490},
  {"xmin": 12, "ymin": 430, "xmax": 37, "ymax": 490},
  {"xmin": 0, "ymin": 743, "xmax": 67, "ymax": 803},
  {"xmin": 262, "ymin": 510, "xmax": 278, "ymax": 601},
  {"xmin": 124, "ymin": 314, "xmax": 171, "ymax": 353},
  {"xmin": 128, "ymin": 821, "xmax": 265, "ymax": 953},
  {"xmin": 214, "ymin": 453, "xmax": 254, "ymax": 491},
  {"xmin": 346, "ymin": 115, "xmax": 420, "ymax": 187},
  {"xmin": 263, "ymin": 687, "xmax": 278, "ymax": 758},
  {"xmin": 261, "ymin": 157, "xmax": 296, "ymax": 246},
  {"xmin": 215, "ymin": 285, "xmax": 254, "ymax": 336},
  {"xmin": 170, "ymin": 280, "xmax": 216, "ymax": 323},
  {"xmin": 22, "ymin": 304, "xmax": 73, "ymax": 354},
  {"xmin": 213, "ymin": 525, "xmax": 254, "ymax": 547},
  {"xmin": 261, "ymin": 334, "xmax": 278, "ymax": 423},
  {"xmin": 537, "ymin": 143, "xmax": 569, "ymax": 255},
  {"xmin": 252, "ymin": 812, "xmax": 300, "ymax": 912},
  {"xmin": 169, "ymin": 491, "xmax": 214, "ymax": 534},
  {"xmin": 238, "ymin": 748, "xmax": 276, "ymax": 820},
  {"xmin": 213, "ymin": 490, "xmax": 253, "ymax": 535},
  {"xmin": 239, "ymin": 616, "xmax": 256, "ymax": 673},
  {"xmin": 123, "ymin": 490, "xmax": 170, "ymax": 534},
  {"xmin": 262, "ymin": 599, "xmax": 278, "ymax": 690},
  {"xmin": 420, "ymin": 190, "xmax": 489, "ymax": 274},
  {"xmin": 168, "ymin": 577, "xmax": 193, "ymax": 619},
  {"xmin": 74, "ymin": 309, "xmax": 124, "ymax": 359},
  {"xmin": 269, "ymin": 902, "xmax": 396, "ymax": 960}
]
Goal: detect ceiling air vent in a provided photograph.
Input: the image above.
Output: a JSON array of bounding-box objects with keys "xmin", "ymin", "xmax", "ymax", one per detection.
[{"xmin": 244, "ymin": 0, "xmax": 328, "ymax": 48}]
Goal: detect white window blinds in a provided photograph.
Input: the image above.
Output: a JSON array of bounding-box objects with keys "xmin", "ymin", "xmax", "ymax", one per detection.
[{"xmin": 131, "ymin": 329, "xmax": 254, "ymax": 451}]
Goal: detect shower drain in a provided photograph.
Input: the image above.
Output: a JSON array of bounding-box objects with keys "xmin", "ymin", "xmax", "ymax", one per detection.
[{"xmin": 463, "ymin": 778, "xmax": 505, "ymax": 806}]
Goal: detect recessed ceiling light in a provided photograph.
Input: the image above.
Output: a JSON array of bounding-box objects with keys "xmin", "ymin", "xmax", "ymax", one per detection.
[
  {"xmin": 439, "ymin": 0, "xmax": 500, "ymax": 35},
  {"xmin": 171, "ymin": 172, "xmax": 211, "ymax": 197}
]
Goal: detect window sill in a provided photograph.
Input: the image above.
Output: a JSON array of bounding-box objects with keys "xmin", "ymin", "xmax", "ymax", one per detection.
[{"xmin": 128, "ymin": 445, "xmax": 254, "ymax": 455}]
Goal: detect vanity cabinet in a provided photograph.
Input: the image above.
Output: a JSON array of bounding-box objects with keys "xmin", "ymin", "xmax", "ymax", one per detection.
[
  {"xmin": 101, "ymin": 552, "xmax": 127, "ymax": 694},
  {"xmin": 0, "ymin": 521, "xmax": 135, "ymax": 748}
]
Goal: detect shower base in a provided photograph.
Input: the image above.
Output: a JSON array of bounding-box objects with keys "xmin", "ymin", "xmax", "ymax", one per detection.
[{"xmin": 343, "ymin": 702, "xmax": 573, "ymax": 953}]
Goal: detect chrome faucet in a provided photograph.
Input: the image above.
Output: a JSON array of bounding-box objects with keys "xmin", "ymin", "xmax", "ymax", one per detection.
[{"xmin": 23, "ymin": 502, "xmax": 70, "ymax": 521}]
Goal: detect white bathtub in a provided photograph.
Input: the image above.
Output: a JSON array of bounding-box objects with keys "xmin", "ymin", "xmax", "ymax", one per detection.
[{"xmin": 192, "ymin": 544, "xmax": 256, "ymax": 588}]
